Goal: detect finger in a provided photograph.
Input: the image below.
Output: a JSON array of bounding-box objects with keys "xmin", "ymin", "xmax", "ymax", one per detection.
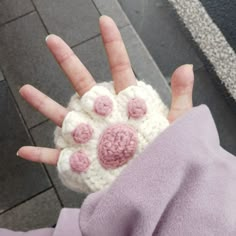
[
  {"xmin": 19, "ymin": 84, "xmax": 68, "ymax": 127},
  {"xmin": 168, "ymin": 64, "xmax": 194, "ymax": 123},
  {"xmin": 99, "ymin": 15, "xmax": 137, "ymax": 93},
  {"xmin": 46, "ymin": 34, "xmax": 96, "ymax": 96},
  {"xmin": 17, "ymin": 146, "xmax": 60, "ymax": 165}
]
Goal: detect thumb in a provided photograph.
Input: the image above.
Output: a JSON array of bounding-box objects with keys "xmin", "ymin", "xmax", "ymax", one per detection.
[{"xmin": 167, "ymin": 64, "xmax": 194, "ymax": 123}]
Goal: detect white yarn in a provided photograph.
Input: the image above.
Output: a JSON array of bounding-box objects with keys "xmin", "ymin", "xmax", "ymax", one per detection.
[{"xmin": 54, "ymin": 81, "xmax": 169, "ymax": 193}]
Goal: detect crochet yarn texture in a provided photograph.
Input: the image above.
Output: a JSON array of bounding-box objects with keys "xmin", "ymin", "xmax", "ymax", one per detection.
[{"xmin": 54, "ymin": 81, "xmax": 169, "ymax": 193}]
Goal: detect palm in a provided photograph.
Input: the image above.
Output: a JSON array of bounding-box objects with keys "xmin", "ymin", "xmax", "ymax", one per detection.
[{"xmin": 17, "ymin": 16, "xmax": 194, "ymax": 165}]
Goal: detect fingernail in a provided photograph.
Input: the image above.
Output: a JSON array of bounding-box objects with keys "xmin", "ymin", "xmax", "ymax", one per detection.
[
  {"xmin": 99, "ymin": 15, "xmax": 112, "ymax": 23},
  {"xmin": 16, "ymin": 151, "xmax": 19, "ymax": 156},
  {"xmin": 100, "ymin": 15, "xmax": 108, "ymax": 20},
  {"xmin": 187, "ymin": 64, "xmax": 194, "ymax": 69},
  {"xmin": 45, "ymin": 35, "xmax": 51, "ymax": 42}
]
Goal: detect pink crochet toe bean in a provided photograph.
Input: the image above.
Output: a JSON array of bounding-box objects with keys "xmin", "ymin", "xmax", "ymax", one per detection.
[
  {"xmin": 94, "ymin": 96, "xmax": 113, "ymax": 116},
  {"xmin": 70, "ymin": 151, "xmax": 90, "ymax": 173},
  {"xmin": 128, "ymin": 97, "xmax": 147, "ymax": 119},
  {"xmin": 98, "ymin": 124, "xmax": 138, "ymax": 169},
  {"xmin": 72, "ymin": 123, "xmax": 93, "ymax": 144}
]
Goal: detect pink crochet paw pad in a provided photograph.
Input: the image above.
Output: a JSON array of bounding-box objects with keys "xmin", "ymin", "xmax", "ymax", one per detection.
[
  {"xmin": 72, "ymin": 123, "xmax": 93, "ymax": 144},
  {"xmin": 94, "ymin": 96, "xmax": 113, "ymax": 116},
  {"xmin": 128, "ymin": 97, "xmax": 147, "ymax": 119},
  {"xmin": 70, "ymin": 151, "xmax": 90, "ymax": 173},
  {"xmin": 98, "ymin": 124, "xmax": 138, "ymax": 169}
]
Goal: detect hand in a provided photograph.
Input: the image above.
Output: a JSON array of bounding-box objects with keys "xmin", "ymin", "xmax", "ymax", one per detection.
[{"xmin": 17, "ymin": 16, "xmax": 194, "ymax": 165}]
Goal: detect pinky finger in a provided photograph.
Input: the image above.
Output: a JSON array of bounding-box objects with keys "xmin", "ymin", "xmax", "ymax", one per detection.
[{"xmin": 17, "ymin": 146, "xmax": 60, "ymax": 165}]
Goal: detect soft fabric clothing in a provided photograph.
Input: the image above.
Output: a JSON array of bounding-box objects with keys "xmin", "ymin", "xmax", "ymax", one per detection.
[{"xmin": 1, "ymin": 105, "xmax": 236, "ymax": 235}]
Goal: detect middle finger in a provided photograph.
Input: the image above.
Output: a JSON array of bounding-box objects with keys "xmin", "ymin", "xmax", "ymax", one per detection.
[{"xmin": 99, "ymin": 16, "xmax": 137, "ymax": 93}]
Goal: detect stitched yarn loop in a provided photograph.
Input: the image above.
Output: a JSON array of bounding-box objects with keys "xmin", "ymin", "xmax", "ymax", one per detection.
[
  {"xmin": 128, "ymin": 97, "xmax": 147, "ymax": 119},
  {"xmin": 70, "ymin": 151, "xmax": 90, "ymax": 173},
  {"xmin": 72, "ymin": 123, "xmax": 93, "ymax": 144},
  {"xmin": 98, "ymin": 124, "xmax": 138, "ymax": 169},
  {"xmin": 94, "ymin": 96, "xmax": 113, "ymax": 116}
]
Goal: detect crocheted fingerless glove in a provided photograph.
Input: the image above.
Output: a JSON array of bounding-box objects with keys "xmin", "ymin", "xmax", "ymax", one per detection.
[{"xmin": 54, "ymin": 81, "xmax": 169, "ymax": 193}]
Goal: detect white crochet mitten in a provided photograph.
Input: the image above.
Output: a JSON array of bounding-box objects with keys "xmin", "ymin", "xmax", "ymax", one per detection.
[{"xmin": 54, "ymin": 81, "xmax": 169, "ymax": 193}]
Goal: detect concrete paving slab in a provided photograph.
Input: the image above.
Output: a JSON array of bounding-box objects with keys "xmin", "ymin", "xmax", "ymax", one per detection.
[
  {"xmin": 0, "ymin": 188, "xmax": 61, "ymax": 231},
  {"xmin": 33, "ymin": 0, "xmax": 100, "ymax": 46},
  {"xmin": 0, "ymin": 70, "xmax": 4, "ymax": 81},
  {"xmin": 45, "ymin": 165, "xmax": 87, "ymax": 208},
  {"xmin": 73, "ymin": 36, "xmax": 111, "ymax": 83},
  {"xmin": 93, "ymin": 0, "xmax": 130, "ymax": 28},
  {"xmin": 0, "ymin": 0, "xmax": 34, "ymax": 25},
  {"xmin": 0, "ymin": 81, "xmax": 51, "ymax": 213},
  {"xmin": 119, "ymin": 0, "xmax": 203, "ymax": 78},
  {"xmin": 0, "ymin": 12, "xmax": 75, "ymax": 128},
  {"xmin": 120, "ymin": 25, "xmax": 171, "ymax": 107},
  {"xmin": 193, "ymin": 67, "xmax": 236, "ymax": 155},
  {"xmin": 30, "ymin": 120, "xmax": 87, "ymax": 208}
]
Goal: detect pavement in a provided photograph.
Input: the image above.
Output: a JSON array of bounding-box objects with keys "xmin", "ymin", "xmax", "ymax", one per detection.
[{"xmin": 0, "ymin": 0, "xmax": 235, "ymax": 231}]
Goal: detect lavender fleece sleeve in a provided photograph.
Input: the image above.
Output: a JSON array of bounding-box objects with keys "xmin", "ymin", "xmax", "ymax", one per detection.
[{"xmin": 1, "ymin": 105, "xmax": 236, "ymax": 236}]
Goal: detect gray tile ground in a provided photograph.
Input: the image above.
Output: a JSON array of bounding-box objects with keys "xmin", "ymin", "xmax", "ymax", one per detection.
[
  {"xmin": 30, "ymin": 120, "xmax": 87, "ymax": 208},
  {"xmin": 193, "ymin": 67, "xmax": 236, "ymax": 155},
  {"xmin": 0, "ymin": 81, "xmax": 51, "ymax": 212},
  {"xmin": 0, "ymin": 70, "xmax": 4, "ymax": 81},
  {"xmin": 119, "ymin": 0, "xmax": 203, "ymax": 78},
  {"xmin": 73, "ymin": 36, "xmax": 111, "ymax": 83},
  {"xmin": 46, "ymin": 165, "xmax": 87, "ymax": 208},
  {"xmin": 0, "ymin": 12, "xmax": 75, "ymax": 128},
  {"xmin": 33, "ymin": 0, "xmax": 100, "ymax": 46},
  {"xmin": 93, "ymin": 0, "xmax": 130, "ymax": 28},
  {"xmin": 0, "ymin": 0, "xmax": 34, "ymax": 25},
  {"xmin": 120, "ymin": 25, "xmax": 171, "ymax": 107},
  {"xmin": 0, "ymin": 188, "xmax": 61, "ymax": 231}
]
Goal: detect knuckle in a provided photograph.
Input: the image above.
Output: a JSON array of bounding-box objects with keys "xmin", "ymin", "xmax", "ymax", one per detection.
[
  {"xmin": 111, "ymin": 61, "xmax": 131, "ymax": 74},
  {"xmin": 35, "ymin": 147, "xmax": 43, "ymax": 162},
  {"xmin": 104, "ymin": 37, "xmax": 121, "ymax": 46},
  {"xmin": 36, "ymin": 95, "xmax": 48, "ymax": 112},
  {"xmin": 74, "ymin": 75, "xmax": 92, "ymax": 95},
  {"xmin": 58, "ymin": 51, "xmax": 76, "ymax": 65}
]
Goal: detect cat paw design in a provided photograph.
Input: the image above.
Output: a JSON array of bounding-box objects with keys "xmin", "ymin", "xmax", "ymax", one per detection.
[{"xmin": 54, "ymin": 81, "xmax": 169, "ymax": 193}]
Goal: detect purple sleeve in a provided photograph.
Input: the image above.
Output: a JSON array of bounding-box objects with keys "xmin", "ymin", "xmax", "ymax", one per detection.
[
  {"xmin": 79, "ymin": 105, "xmax": 236, "ymax": 235},
  {"xmin": 0, "ymin": 228, "xmax": 54, "ymax": 236},
  {"xmin": 1, "ymin": 105, "xmax": 236, "ymax": 236}
]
